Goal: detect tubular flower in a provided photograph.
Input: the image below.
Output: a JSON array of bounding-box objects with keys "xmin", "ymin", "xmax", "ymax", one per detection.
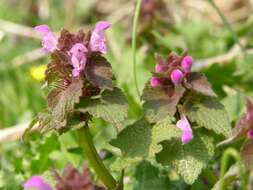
[
  {"xmin": 34, "ymin": 25, "xmax": 58, "ymax": 53},
  {"xmin": 170, "ymin": 69, "xmax": 183, "ymax": 85},
  {"xmin": 70, "ymin": 43, "xmax": 88, "ymax": 77},
  {"xmin": 150, "ymin": 76, "xmax": 161, "ymax": 87},
  {"xmin": 23, "ymin": 175, "xmax": 52, "ymax": 190},
  {"xmin": 150, "ymin": 53, "xmax": 194, "ymax": 87},
  {"xmin": 181, "ymin": 55, "xmax": 193, "ymax": 73},
  {"xmin": 89, "ymin": 21, "xmax": 111, "ymax": 54},
  {"xmin": 155, "ymin": 63, "xmax": 166, "ymax": 73},
  {"xmin": 247, "ymin": 130, "xmax": 253, "ymax": 139},
  {"xmin": 176, "ymin": 115, "xmax": 193, "ymax": 144}
]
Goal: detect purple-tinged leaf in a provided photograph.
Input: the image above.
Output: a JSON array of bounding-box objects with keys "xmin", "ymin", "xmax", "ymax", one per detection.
[
  {"xmin": 48, "ymin": 78, "xmax": 83, "ymax": 123},
  {"xmin": 85, "ymin": 54, "xmax": 113, "ymax": 90},
  {"xmin": 142, "ymin": 83, "xmax": 185, "ymax": 123},
  {"xmin": 241, "ymin": 139, "xmax": 253, "ymax": 170},
  {"xmin": 57, "ymin": 29, "xmax": 86, "ymax": 51},
  {"xmin": 45, "ymin": 52, "xmax": 72, "ymax": 85},
  {"xmin": 184, "ymin": 72, "xmax": 217, "ymax": 97},
  {"xmin": 233, "ymin": 99, "xmax": 253, "ymax": 139},
  {"xmin": 54, "ymin": 164, "xmax": 96, "ymax": 190}
]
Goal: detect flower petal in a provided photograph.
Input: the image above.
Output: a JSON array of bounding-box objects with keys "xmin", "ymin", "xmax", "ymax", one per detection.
[
  {"xmin": 90, "ymin": 21, "xmax": 111, "ymax": 54},
  {"xmin": 176, "ymin": 116, "xmax": 193, "ymax": 144},
  {"xmin": 170, "ymin": 69, "xmax": 183, "ymax": 85},
  {"xmin": 95, "ymin": 21, "xmax": 111, "ymax": 32},
  {"xmin": 150, "ymin": 77, "xmax": 160, "ymax": 87},
  {"xmin": 181, "ymin": 56, "xmax": 193, "ymax": 73},
  {"xmin": 41, "ymin": 32, "xmax": 58, "ymax": 53},
  {"xmin": 70, "ymin": 43, "xmax": 87, "ymax": 77},
  {"xmin": 34, "ymin": 25, "xmax": 50, "ymax": 34},
  {"xmin": 23, "ymin": 176, "xmax": 52, "ymax": 190}
]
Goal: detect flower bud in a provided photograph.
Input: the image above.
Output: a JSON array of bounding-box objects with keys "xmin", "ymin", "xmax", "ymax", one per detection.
[
  {"xmin": 155, "ymin": 64, "xmax": 163, "ymax": 72},
  {"xmin": 181, "ymin": 55, "xmax": 193, "ymax": 73},
  {"xmin": 150, "ymin": 77, "xmax": 160, "ymax": 87},
  {"xmin": 247, "ymin": 130, "xmax": 253, "ymax": 139},
  {"xmin": 170, "ymin": 69, "xmax": 183, "ymax": 85}
]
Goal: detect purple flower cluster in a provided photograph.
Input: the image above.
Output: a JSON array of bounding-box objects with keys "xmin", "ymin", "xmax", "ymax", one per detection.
[
  {"xmin": 35, "ymin": 21, "xmax": 111, "ymax": 78},
  {"xmin": 150, "ymin": 54, "xmax": 194, "ymax": 144},
  {"xmin": 150, "ymin": 55, "xmax": 193, "ymax": 87}
]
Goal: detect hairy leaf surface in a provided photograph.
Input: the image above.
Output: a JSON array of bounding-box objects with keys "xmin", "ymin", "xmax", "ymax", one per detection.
[
  {"xmin": 78, "ymin": 87, "xmax": 128, "ymax": 131},
  {"xmin": 142, "ymin": 83, "xmax": 185, "ymax": 123},
  {"xmin": 184, "ymin": 96, "xmax": 231, "ymax": 137},
  {"xmin": 156, "ymin": 132, "xmax": 215, "ymax": 184}
]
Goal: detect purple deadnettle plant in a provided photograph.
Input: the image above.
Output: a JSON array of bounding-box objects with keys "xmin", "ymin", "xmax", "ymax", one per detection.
[
  {"xmin": 144, "ymin": 51, "xmax": 218, "ymax": 144},
  {"xmin": 27, "ymin": 21, "xmax": 129, "ymax": 190},
  {"xmin": 27, "ymin": 21, "xmax": 232, "ymax": 188},
  {"xmin": 110, "ymin": 51, "xmax": 231, "ymax": 185}
]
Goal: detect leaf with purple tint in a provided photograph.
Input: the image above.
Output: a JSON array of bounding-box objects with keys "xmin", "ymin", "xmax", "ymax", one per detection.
[
  {"xmin": 232, "ymin": 99, "xmax": 253, "ymax": 139},
  {"xmin": 48, "ymin": 78, "xmax": 83, "ymax": 123},
  {"xmin": 142, "ymin": 83, "xmax": 185, "ymax": 123},
  {"xmin": 241, "ymin": 139, "xmax": 253, "ymax": 170},
  {"xmin": 85, "ymin": 54, "xmax": 113, "ymax": 90},
  {"xmin": 184, "ymin": 72, "xmax": 216, "ymax": 97}
]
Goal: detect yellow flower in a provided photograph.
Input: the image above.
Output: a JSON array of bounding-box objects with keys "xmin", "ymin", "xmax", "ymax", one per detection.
[{"xmin": 30, "ymin": 64, "xmax": 47, "ymax": 81}]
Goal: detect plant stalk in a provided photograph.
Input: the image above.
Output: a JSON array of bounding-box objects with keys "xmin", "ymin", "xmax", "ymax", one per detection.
[
  {"xmin": 132, "ymin": 0, "xmax": 142, "ymax": 99},
  {"xmin": 220, "ymin": 148, "xmax": 246, "ymax": 190},
  {"xmin": 78, "ymin": 126, "xmax": 117, "ymax": 190},
  {"xmin": 207, "ymin": 0, "xmax": 245, "ymax": 52}
]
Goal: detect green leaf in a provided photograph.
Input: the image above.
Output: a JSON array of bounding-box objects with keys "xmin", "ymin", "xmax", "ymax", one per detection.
[
  {"xmin": 110, "ymin": 117, "xmax": 180, "ymax": 159},
  {"xmin": 184, "ymin": 72, "xmax": 216, "ymax": 97},
  {"xmin": 142, "ymin": 83, "xmax": 185, "ymax": 123},
  {"xmin": 78, "ymin": 87, "xmax": 128, "ymax": 131},
  {"xmin": 184, "ymin": 96, "xmax": 231, "ymax": 137},
  {"xmin": 85, "ymin": 54, "xmax": 113, "ymax": 90},
  {"xmin": 133, "ymin": 161, "xmax": 171, "ymax": 190},
  {"xmin": 156, "ymin": 131, "xmax": 215, "ymax": 184},
  {"xmin": 111, "ymin": 157, "xmax": 142, "ymax": 171}
]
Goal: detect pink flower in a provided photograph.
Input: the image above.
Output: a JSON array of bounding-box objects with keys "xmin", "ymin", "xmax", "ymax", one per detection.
[
  {"xmin": 23, "ymin": 175, "xmax": 52, "ymax": 190},
  {"xmin": 170, "ymin": 69, "xmax": 183, "ymax": 85},
  {"xmin": 34, "ymin": 25, "xmax": 58, "ymax": 53},
  {"xmin": 176, "ymin": 116, "xmax": 193, "ymax": 144},
  {"xmin": 90, "ymin": 21, "xmax": 111, "ymax": 54},
  {"xmin": 247, "ymin": 130, "xmax": 253, "ymax": 139},
  {"xmin": 181, "ymin": 56, "xmax": 193, "ymax": 73},
  {"xmin": 155, "ymin": 64, "xmax": 167, "ymax": 73},
  {"xmin": 150, "ymin": 77, "xmax": 161, "ymax": 87},
  {"xmin": 70, "ymin": 43, "xmax": 88, "ymax": 77}
]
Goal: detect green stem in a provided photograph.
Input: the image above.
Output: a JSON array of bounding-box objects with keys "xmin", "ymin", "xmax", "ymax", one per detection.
[
  {"xmin": 132, "ymin": 0, "xmax": 142, "ymax": 99},
  {"xmin": 78, "ymin": 126, "xmax": 117, "ymax": 190},
  {"xmin": 207, "ymin": 0, "xmax": 245, "ymax": 52},
  {"xmin": 220, "ymin": 148, "xmax": 246, "ymax": 190}
]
